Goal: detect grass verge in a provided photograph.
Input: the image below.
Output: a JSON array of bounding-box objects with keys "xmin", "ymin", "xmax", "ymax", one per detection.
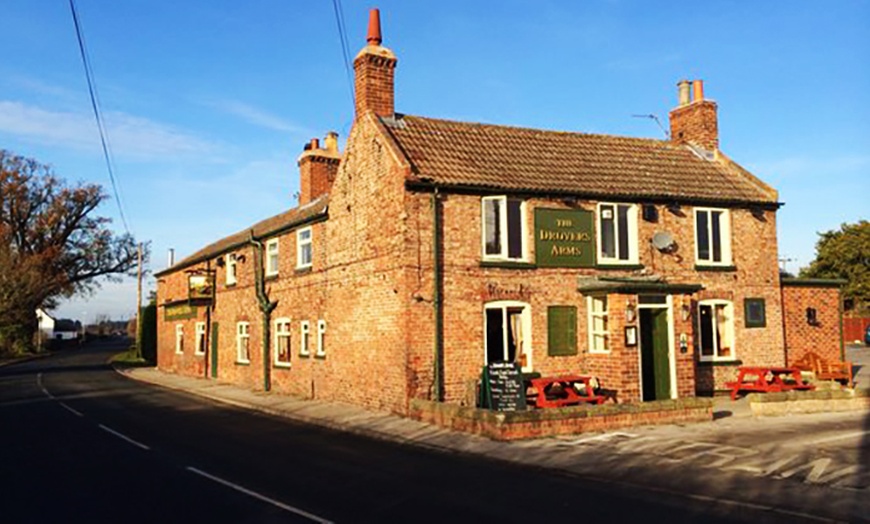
[{"xmin": 111, "ymin": 347, "xmax": 152, "ymax": 368}]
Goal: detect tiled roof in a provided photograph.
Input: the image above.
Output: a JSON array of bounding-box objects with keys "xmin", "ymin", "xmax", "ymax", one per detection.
[
  {"xmin": 157, "ymin": 195, "xmax": 328, "ymax": 276},
  {"xmin": 381, "ymin": 114, "xmax": 777, "ymax": 205}
]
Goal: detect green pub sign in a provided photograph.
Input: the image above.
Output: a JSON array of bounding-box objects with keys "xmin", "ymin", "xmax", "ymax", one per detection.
[
  {"xmin": 164, "ymin": 303, "xmax": 198, "ymax": 321},
  {"xmin": 534, "ymin": 208, "xmax": 594, "ymax": 267}
]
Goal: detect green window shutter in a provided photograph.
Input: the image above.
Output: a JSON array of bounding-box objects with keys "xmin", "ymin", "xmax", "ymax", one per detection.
[{"xmin": 548, "ymin": 306, "xmax": 577, "ymax": 356}]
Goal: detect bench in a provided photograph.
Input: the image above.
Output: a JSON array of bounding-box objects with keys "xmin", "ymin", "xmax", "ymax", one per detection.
[
  {"xmin": 725, "ymin": 366, "xmax": 814, "ymax": 401},
  {"xmin": 528, "ymin": 375, "xmax": 604, "ymax": 409},
  {"xmin": 793, "ymin": 352, "xmax": 853, "ymax": 388}
]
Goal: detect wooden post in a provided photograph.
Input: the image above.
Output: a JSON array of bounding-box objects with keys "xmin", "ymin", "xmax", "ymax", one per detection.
[{"xmin": 135, "ymin": 242, "xmax": 143, "ymax": 359}]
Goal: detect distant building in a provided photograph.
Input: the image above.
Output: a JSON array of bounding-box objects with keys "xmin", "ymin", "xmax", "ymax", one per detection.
[{"xmin": 36, "ymin": 309, "xmax": 81, "ymax": 341}]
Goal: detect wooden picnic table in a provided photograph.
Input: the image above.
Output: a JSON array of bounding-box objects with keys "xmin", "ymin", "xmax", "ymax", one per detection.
[
  {"xmin": 725, "ymin": 366, "xmax": 815, "ymax": 401},
  {"xmin": 528, "ymin": 375, "xmax": 604, "ymax": 409}
]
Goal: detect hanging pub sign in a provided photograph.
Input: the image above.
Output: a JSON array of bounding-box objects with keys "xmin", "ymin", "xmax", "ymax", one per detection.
[
  {"xmin": 534, "ymin": 208, "xmax": 594, "ymax": 267},
  {"xmin": 187, "ymin": 271, "xmax": 215, "ymax": 302}
]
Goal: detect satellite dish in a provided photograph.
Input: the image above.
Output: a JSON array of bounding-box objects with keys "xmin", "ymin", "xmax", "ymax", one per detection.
[{"xmin": 651, "ymin": 231, "xmax": 676, "ymax": 252}]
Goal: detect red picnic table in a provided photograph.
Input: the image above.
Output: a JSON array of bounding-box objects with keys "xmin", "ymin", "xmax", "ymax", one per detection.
[
  {"xmin": 528, "ymin": 375, "xmax": 604, "ymax": 409},
  {"xmin": 725, "ymin": 366, "xmax": 814, "ymax": 400}
]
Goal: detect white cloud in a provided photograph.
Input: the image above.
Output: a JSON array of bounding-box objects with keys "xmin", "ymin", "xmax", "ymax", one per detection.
[
  {"xmin": 207, "ymin": 99, "xmax": 313, "ymax": 135},
  {"xmin": 0, "ymin": 100, "xmax": 219, "ymax": 158}
]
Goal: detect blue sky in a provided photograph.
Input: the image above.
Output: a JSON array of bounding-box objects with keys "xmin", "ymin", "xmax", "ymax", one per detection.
[{"xmin": 1, "ymin": 1, "xmax": 868, "ymax": 323}]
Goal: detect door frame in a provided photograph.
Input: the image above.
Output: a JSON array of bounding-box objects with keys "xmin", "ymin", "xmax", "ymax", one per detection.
[{"xmin": 636, "ymin": 295, "xmax": 677, "ymax": 400}]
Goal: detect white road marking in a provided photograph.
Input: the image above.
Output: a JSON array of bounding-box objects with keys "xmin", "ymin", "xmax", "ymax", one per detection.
[
  {"xmin": 186, "ymin": 466, "xmax": 333, "ymax": 523},
  {"xmin": 98, "ymin": 424, "xmax": 150, "ymax": 451},
  {"xmin": 59, "ymin": 402, "xmax": 83, "ymax": 417},
  {"xmin": 804, "ymin": 430, "xmax": 870, "ymax": 446},
  {"xmin": 561, "ymin": 432, "xmax": 638, "ymax": 445},
  {"xmin": 36, "ymin": 372, "xmax": 54, "ymax": 399}
]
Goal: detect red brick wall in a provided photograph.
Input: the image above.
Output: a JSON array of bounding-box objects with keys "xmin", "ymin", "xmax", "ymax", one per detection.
[
  {"xmin": 669, "ymin": 100, "xmax": 719, "ymax": 151},
  {"xmin": 353, "ymin": 50, "xmax": 396, "ymax": 118},
  {"xmin": 298, "ymin": 153, "xmax": 339, "ymax": 206},
  {"xmin": 782, "ymin": 284, "xmax": 843, "ymax": 364}
]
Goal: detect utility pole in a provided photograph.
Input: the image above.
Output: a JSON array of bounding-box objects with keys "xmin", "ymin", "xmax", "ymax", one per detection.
[{"xmin": 135, "ymin": 242, "xmax": 143, "ymax": 358}]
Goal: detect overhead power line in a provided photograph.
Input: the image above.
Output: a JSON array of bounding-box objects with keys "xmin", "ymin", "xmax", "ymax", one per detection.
[
  {"xmin": 331, "ymin": 0, "xmax": 355, "ymax": 109},
  {"xmin": 68, "ymin": 0, "xmax": 130, "ymax": 234}
]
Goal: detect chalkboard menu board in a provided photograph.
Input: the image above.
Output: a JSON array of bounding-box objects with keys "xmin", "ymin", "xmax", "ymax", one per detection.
[{"xmin": 479, "ymin": 362, "xmax": 527, "ymax": 411}]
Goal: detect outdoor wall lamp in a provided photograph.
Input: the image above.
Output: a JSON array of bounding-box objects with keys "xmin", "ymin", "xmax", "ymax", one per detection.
[
  {"xmin": 681, "ymin": 304, "xmax": 691, "ymax": 322},
  {"xmin": 625, "ymin": 302, "xmax": 637, "ymax": 324}
]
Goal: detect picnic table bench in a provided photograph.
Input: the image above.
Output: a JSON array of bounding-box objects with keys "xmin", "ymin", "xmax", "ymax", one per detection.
[
  {"xmin": 792, "ymin": 351, "xmax": 853, "ymax": 388},
  {"xmin": 527, "ymin": 375, "xmax": 604, "ymax": 409},
  {"xmin": 725, "ymin": 366, "xmax": 814, "ymax": 401}
]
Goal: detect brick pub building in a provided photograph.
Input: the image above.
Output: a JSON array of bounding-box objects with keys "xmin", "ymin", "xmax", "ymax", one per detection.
[{"xmin": 156, "ymin": 10, "xmax": 844, "ymax": 416}]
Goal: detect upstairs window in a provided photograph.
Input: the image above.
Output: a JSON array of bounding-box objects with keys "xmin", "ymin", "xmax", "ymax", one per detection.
[
  {"xmin": 482, "ymin": 196, "xmax": 525, "ymax": 261},
  {"xmin": 597, "ymin": 203, "xmax": 638, "ymax": 264},
  {"xmin": 265, "ymin": 239, "xmax": 279, "ymax": 276},
  {"xmin": 695, "ymin": 208, "xmax": 732, "ymax": 265},
  {"xmin": 226, "ymin": 253, "xmax": 238, "ymax": 285},
  {"xmin": 195, "ymin": 322, "xmax": 206, "ymax": 355},
  {"xmin": 698, "ymin": 300, "xmax": 734, "ymax": 361},
  {"xmin": 297, "ymin": 228, "xmax": 313, "ymax": 269}
]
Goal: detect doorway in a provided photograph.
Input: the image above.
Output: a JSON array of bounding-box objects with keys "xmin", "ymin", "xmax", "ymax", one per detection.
[{"xmin": 639, "ymin": 305, "xmax": 671, "ymax": 401}]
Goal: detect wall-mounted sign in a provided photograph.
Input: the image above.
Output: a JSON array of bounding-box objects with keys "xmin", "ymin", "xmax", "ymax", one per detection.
[
  {"xmin": 188, "ymin": 272, "xmax": 215, "ymax": 301},
  {"xmin": 165, "ymin": 303, "xmax": 197, "ymax": 321},
  {"xmin": 534, "ymin": 208, "xmax": 594, "ymax": 267}
]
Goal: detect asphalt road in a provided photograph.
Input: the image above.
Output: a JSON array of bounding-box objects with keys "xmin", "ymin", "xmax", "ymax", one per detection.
[{"xmin": 0, "ymin": 340, "xmax": 863, "ymax": 523}]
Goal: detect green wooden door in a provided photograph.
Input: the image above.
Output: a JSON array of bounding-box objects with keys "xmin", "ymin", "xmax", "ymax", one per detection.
[
  {"xmin": 651, "ymin": 309, "xmax": 671, "ymax": 400},
  {"xmin": 210, "ymin": 322, "xmax": 219, "ymax": 378}
]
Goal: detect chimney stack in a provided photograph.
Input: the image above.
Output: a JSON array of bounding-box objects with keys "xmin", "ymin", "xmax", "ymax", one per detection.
[
  {"xmin": 669, "ymin": 79, "xmax": 719, "ymax": 151},
  {"xmin": 353, "ymin": 8, "xmax": 397, "ymax": 120},
  {"xmin": 298, "ymin": 132, "xmax": 341, "ymax": 205}
]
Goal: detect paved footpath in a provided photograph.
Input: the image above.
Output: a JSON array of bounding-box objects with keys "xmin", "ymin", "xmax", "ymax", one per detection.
[{"xmin": 122, "ymin": 350, "xmax": 870, "ymax": 523}]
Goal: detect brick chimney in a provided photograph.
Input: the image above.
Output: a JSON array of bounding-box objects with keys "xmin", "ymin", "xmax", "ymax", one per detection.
[
  {"xmin": 353, "ymin": 8, "xmax": 397, "ymax": 119},
  {"xmin": 669, "ymin": 79, "xmax": 719, "ymax": 151},
  {"xmin": 297, "ymin": 132, "xmax": 341, "ymax": 205}
]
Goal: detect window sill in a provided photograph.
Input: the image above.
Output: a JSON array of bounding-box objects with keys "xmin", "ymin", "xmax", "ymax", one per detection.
[
  {"xmin": 225, "ymin": 282, "xmax": 237, "ymax": 288},
  {"xmin": 595, "ymin": 263, "xmax": 643, "ymax": 270},
  {"xmin": 697, "ymin": 359, "xmax": 742, "ymax": 367},
  {"xmin": 295, "ymin": 266, "xmax": 312, "ymax": 275},
  {"xmin": 274, "ymin": 362, "xmax": 292, "ymax": 369},
  {"xmin": 479, "ymin": 260, "xmax": 536, "ymax": 270},
  {"xmin": 299, "ymin": 352, "xmax": 311, "ymax": 358},
  {"xmin": 314, "ymin": 353, "xmax": 326, "ymax": 360},
  {"xmin": 194, "ymin": 352, "xmax": 205, "ymax": 357},
  {"xmin": 264, "ymin": 273, "xmax": 279, "ymax": 281},
  {"xmin": 694, "ymin": 264, "xmax": 736, "ymax": 272},
  {"xmin": 587, "ymin": 350, "xmax": 611, "ymax": 356},
  {"xmin": 235, "ymin": 360, "xmax": 250, "ymax": 366}
]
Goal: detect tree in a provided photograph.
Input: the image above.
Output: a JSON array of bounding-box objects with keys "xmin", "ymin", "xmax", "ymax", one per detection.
[
  {"xmin": 0, "ymin": 150, "xmax": 146, "ymax": 355},
  {"xmin": 800, "ymin": 220, "xmax": 870, "ymax": 314}
]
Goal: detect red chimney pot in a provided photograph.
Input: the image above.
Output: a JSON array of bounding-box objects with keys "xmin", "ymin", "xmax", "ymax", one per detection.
[{"xmin": 366, "ymin": 9, "xmax": 382, "ymax": 46}]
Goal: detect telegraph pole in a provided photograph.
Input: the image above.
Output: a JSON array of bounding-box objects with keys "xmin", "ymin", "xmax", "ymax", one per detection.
[{"xmin": 135, "ymin": 242, "xmax": 143, "ymax": 358}]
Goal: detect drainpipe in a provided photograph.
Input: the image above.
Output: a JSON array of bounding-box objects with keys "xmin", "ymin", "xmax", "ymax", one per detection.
[
  {"xmin": 432, "ymin": 187, "xmax": 444, "ymax": 402},
  {"xmin": 249, "ymin": 232, "xmax": 278, "ymax": 392},
  {"xmin": 204, "ymin": 259, "xmax": 212, "ymax": 379}
]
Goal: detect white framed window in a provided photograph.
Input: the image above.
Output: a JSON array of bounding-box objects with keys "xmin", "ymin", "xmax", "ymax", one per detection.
[
  {"xmin": 316, "ymin": 320, "xmax": 326, "ymax": 357},
  {"xmin": 226, "ymin": 253, "xmax": 238, "ymax": 285},
  {"xmin": 236, "ymin": 322, "xmax": 250, "ymax": 363},
  {"xmin": 587, "ymin": 296, "xmax": 609, "ymax": 353},
  {"xmin": 596, "ymin": 203, "xmax": 638, "ymax": 264},
  {"xmin": 265, "ymin": 239, "xmax": 279, "ymax": 276},
  {"xmin": 484, "ymin": 301, "xmax": 532, "ymax": 371},
  {"xmin": 194, "ymin": 322, "xmax": 206, "ymax": 355},
  {"xmin": 481, "ymin": 196, "xmax": 526, "ymax": 261},
  {"xmin": 274, "ymin": 318, "xmax": 291, "ymax": 367},
  {"xmin": 694, "ymin": 208, "xmax": 732, "ymax": 265},
  {"xmin": 175, "ymin": 324, "xmax": 184, "ymax": 354},
  {"xmin": 297, "ymin": 227, "xmax": 312, "ymax": 269},
  {"xmin": 698, "ymin": 300, "xmax": 734, "ymax": 361},
  {"xmin": 299, "ymin": 320, "xmax": 311, "ymax": 356}
]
